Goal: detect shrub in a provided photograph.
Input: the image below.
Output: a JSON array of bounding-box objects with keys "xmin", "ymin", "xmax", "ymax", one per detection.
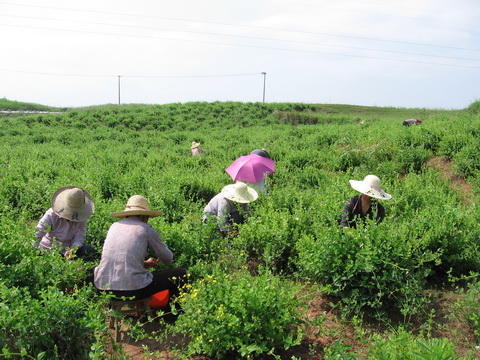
[
  {"xmin": 295, "ymin": 222, "xmax": 440, "ymax": 318},
  {"xmin": 366, "ymin": 329, "xmax": 459, "ymax": 359},
  {"xmin": 466, "ymin": 100, "xmax": 480, "ymax": 114},
  {"xmin": 456, "ymin": 278, "xmax": 480, "ymax": 342},
  {"xmin": 0, "ymin": 285, "xmax": 111, "ymax": 360},
  {"xmin": 170, "ymin": 269, "xmax": 306, "ymax": 359}
]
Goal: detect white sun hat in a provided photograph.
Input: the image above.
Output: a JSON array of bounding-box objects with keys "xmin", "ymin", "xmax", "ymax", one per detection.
[
  {"xmin": 110, "ymin": 195, "xmax": 163, "ymax": 218},
  {"xmin": 222, "ymin": 182, "xmax": 258, "ymax": 204},
  {"xmin": 51, "ymin": 186, "xmax": 95, "ymax": 222},
  {"xmin": 349, "ymin": 175, "xmax": 392, "ymax": 200}
]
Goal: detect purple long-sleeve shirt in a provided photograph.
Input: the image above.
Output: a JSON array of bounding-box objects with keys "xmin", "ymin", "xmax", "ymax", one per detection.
[
  {"xmin": 94, "ymin": 216, "xmax": 173, "ymax": 291},
  {"xmin": 35, "ymin": 208, "xmax": 87, "ymax": 255}
]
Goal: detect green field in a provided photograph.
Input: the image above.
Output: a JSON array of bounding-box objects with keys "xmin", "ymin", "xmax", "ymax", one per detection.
[{"xmin": 0, "ymin": 99, "xmax": 479, "ymax": 359}]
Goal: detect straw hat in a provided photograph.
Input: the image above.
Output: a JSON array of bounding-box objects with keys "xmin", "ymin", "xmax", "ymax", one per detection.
[
  {"xmin": 51, "ymin": 186, "xmax": 95, "ymax": 222},
  {"xmin": 191, "ymin": 141, "xmax": 201, "ymax": 149},
  {"xmin": 110, "ymin": 195, "xmax": 163, "ymax": 218},
  {"xmin": 349, "ymin": 175, "xmax": 392, "ymax": 200},
  {"xmin": 222, "ymin": 182, "xmax": 258, "ymax": 204}
]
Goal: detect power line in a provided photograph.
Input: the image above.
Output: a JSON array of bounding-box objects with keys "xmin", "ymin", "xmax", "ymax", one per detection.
[
  {"xmin": 0, "ymin": 67, "xmax": 262, "ymax": 79},
  {"xmin": 2, "ymin": 1, "xmax": 480, "ymax": 53},
  {"xmin": 2, "ymin": 14, "xmax": 480, "ymax": 63},
  {"xmin": 1, "ymin": 22, "xmax": 479, "ymax": 70}
]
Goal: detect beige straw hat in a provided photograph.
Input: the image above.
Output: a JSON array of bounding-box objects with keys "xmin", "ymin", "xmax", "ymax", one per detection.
[
  {"xmin": 349, "ymin": 175, "xmax": 392, "ymax": 200},
  {"xmin": 51, "ymin": 186, "xmax": 95, "ymax": 222},
  {"xmin": 110, "ymin": 195, "xmax": 163, "ymax": 218},
  {"xmin": 191, "ymin": 141, "xmax": 201, "ymax": 149},
  {"xmin": 222, "ymin": 182, "xmax": 258, "ymax": 204}
]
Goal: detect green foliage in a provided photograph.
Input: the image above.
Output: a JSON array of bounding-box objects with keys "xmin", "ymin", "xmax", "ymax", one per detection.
[
  {"xmin": 0, "ymin": 98, "xmax": 64, "ymax": 112},
  {"xmin": 456, "ymin": 279, "xmax": 480, "ymax": 342},
  {"xmin": 466, "ymin": 100, "xmax": 480, "ymax": 114},
  {"xmin": 0, "ymin": 101, "xmax": 478, "ymax": 356},
  {"xmin": 0, "ymin": 285, "xmax": 110, "ymax": 360},
  {"xmin": 366, "ymin": 329, "xmax": 459, "ymax": 360},
  {"xmin": 170, "ymin": 269, "xmax": 306, "ymax": 359},
  {"xmin": 295, "ymin": 222, "xmax": 438, "ymax": 318}
]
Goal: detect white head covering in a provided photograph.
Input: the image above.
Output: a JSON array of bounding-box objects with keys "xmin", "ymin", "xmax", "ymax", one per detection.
[
  {"xmin": 349, "ymin": 175, "xmax": 392, "ymax": 200},
  {"xmin": 222, "ymin": 182, "xmax": 258, "ymax": 203}
]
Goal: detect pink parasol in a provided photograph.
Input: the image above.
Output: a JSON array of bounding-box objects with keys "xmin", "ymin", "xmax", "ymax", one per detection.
[{"xmin": 225, "ymin": 154, "xmax": 275, "ymax": 183}]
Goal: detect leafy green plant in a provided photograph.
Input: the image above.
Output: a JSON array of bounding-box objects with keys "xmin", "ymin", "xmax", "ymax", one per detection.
[
  {"xmin": 456, "ymin": 279, "xmax": 480, "ymax": 342},
  {"xmin": 169, "ymin": 268, "xmax": 306, "ymax": 359},
  {"xmin": 295, "ymin": 220, "xmax": 440, "ymax": 318},
  {"xmin": 366, "ymin": 329, "xmax": 459, "ymax": 360},
  {"xmin": 0, "ymin": 285, "xmax": 111, "ymax": 360}
]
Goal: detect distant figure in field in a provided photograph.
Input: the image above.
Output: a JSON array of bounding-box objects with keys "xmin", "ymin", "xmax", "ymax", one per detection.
[
  {"xmin": 202, "ymin": 182, "xmax": 258, "ymax": 237},
  {"xmin": 191, "ymin": 141, "xmax": 205, "ymax": 156},
  {"xmin": 402, "ymin": 118, "xmax": 422, "ymax": 126},
  {"xmin": 340, "ymin": 175, "xmax": 392, "ymax": 229},
  {"xmin": 247, "ymin": 148, "xmax": 273, "ymax": 194},
  {"xmin": 250, "ymin": 148, "xmax": 271, "ymax": 159},
  {"xmin": 34, "ymin": 186, "xmax": 97, "ymax": 261}
]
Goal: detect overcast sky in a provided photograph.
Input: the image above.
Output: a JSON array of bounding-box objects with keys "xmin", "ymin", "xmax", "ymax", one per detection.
[{"xmin": 1, "ymin": 0, "xmax": 479, "ymax": 109}]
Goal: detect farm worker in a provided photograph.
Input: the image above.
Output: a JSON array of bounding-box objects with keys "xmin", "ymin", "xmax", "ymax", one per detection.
[
  {"xmin": 402, "ymin": 118, "xmax": 422, "ymax": 126},
  {"xmin": 202, "ymin": 182, "xmax": 258, "ymax": 237},
  {"xmin": 94, "ymin": 195, "xmax": 186, "ymax": 303},
  {"xmin": 191, "ymin": 141, "xmax": 205, "ymax": 156},
  {"xmin": 245, "ymin": 148, "xmax": 273, "ymax": 195},
  {"xmin": 34, "ymin": 186, "xmax": 97, "ymax": 261},
  {"xmin": 340, "ymin": 175, "xmax": 392, "ymax": 229}
]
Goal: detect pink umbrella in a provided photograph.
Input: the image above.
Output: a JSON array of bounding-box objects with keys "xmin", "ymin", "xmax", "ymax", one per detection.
[{"xmin": 225, "ymin": 154, "xmax": 275, "ymax": 183}]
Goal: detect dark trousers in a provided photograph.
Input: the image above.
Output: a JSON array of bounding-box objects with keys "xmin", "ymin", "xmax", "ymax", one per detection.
[
  {"xmin": 100, "ymin": 267, "xmax": 187, "ymax": 300},
  {"xmin": 76, "ymin": 245, "xmax": 99, "ymax": 262}
]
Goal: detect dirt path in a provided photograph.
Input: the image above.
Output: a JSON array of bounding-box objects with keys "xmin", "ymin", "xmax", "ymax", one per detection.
[{"xmin": 426, "ymin": 155, "xmax": 474, "ymax": 205}]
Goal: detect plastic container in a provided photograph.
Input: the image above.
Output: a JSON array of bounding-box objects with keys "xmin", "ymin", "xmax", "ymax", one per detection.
[{"xmin": 148, "ymin": 289, "xmax": 170, "ymax": 308}]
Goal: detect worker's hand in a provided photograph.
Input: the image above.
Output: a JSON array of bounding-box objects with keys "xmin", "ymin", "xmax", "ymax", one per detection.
[
  {"xmin": 343, "ymin": 227, "xmax": 354, "ymax": 237},
  {"xmin": 144, "ymin": 257, "xmax": 159, "ymax": 269},
  {"xmin": 64, "ymin": 248, "xmax": 75, "ymax": 260}
]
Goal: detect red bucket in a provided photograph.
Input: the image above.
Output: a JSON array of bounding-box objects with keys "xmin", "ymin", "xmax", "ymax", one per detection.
[{"xmin": 148, "ymin": 289, "xmax": 170, "ymax": 308}]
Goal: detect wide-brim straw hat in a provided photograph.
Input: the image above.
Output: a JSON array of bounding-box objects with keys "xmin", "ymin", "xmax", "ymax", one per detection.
[
  {"xmin": 191, "ymin": 141, "xmax": 201, "ymax": 149},
  {"xmin": 349, "ymin": 175, "xmax": 392, "ymax": 200},
  {"xmin": 222, "ymin": 182, "xmax": 258, "ymax": 204},
  {"xmin": 51, "ymin": 186, "xmax": 95, "ymax": 222},
  {"xmin": 110, "ymin": 195, "xmax": 163, "ymax": 218}
]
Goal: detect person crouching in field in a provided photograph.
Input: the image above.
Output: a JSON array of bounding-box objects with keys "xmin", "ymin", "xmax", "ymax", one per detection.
[
  {"xmin": 202, "ymin": 182, "xmax": 258, "ymax": 237},
  {"xmin": 34, "ymin": 186, "xmax": 98, "ymax": 261},
  {"xmin": 340, "ymin": 175, "xmax": 392, "ymax": 229},
  {"xmin": 402, "ymin": 118, "xmax": 422, "ymax": 126},
  {"xmin": 247, "ymin": 148, "xmax": 273, "ymax": 195},
  {"xmin": 191, "ymin": 141, "xmax": 205, "ymax": 156},
  {"xmin": 94, "ymin": 195, "xmax": 186, "ymax": 303}
]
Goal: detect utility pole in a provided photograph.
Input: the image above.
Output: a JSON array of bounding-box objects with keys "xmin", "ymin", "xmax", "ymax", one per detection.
[
  {"xmin": 261, "ymin": 72, "xmax": 266, "ymax": 103},
  {"xmin": 118, "ymin": 75, "xmax": 121, "ymax": 105}
]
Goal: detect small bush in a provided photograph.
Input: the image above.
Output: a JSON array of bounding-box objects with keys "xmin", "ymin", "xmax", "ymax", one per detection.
[
  {"xmin": 366, "ymin": 329, "xmax": 459, "ymax": 360},
  {"xmin": 466, "ymin": 100, "xmax": 480, "ymax": 114},
  {"xmin": 170, "ymin": 269, "xmax": 306, "ymax": 359},
  {"xmin": 456, "ymin": 278, "xmax": 480, "ymax": 342},
  {"xmin": 0, "ymin": 285, "xmax": 110, "ymax": 360},
  {"xmin": 295, "ymin": 222, "xmax": 440, "ymax": 318}
]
